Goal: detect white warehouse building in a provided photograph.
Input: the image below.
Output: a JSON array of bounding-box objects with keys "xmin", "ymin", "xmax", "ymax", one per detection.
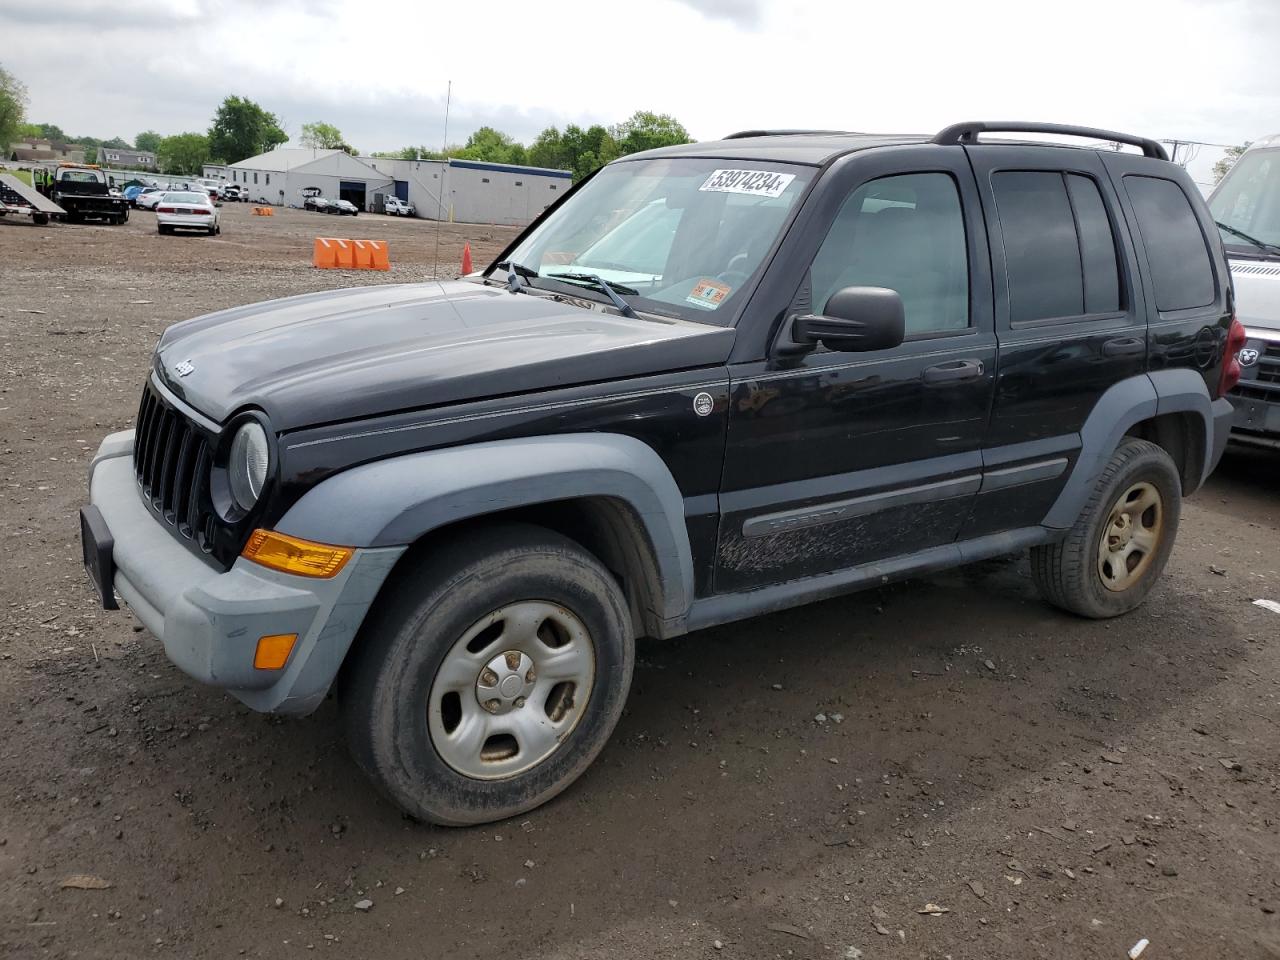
[
  {"xmin": 206, "ymin": 149, "xmax": 572, "ymax": 226},
  {"xmin": 215, "ymin": 148, "xmax": 394, "ymax": 211},
  {"xmin": 360, "ymin": 156, "xmax": 572, "ymax": 226}
]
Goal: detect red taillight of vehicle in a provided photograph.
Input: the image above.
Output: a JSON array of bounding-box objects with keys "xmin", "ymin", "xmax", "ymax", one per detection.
[
  {"xmin": 1219, "ymin": 315, "xmax": 1248, "ymax": 396},
  {"xmin": 156, "ymin": 206, "xmax": 175, "ymax": 213}
]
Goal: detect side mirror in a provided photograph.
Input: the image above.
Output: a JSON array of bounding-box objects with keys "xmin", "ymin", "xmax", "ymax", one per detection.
[{"xmin": 793, "ymin": 286, "xmax": 905, "ymax": 353}]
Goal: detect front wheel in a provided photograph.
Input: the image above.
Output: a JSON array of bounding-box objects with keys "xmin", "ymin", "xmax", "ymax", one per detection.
[
  {"xmin": 341, "ymin": 524, "xmax": 634, "ymax": 826},
  {"xmin": 1031, "ymin": 438, "xmax": 1181, "ymax": 618}
]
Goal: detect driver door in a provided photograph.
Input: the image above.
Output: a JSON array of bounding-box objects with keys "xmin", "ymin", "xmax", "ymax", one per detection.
[{"xmin": 715, "ymin": 146, "xmax": 997, "ymax": 592}]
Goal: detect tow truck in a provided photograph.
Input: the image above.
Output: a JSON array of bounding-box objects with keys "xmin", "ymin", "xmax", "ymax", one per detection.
[
  {"xmin": 35, "ymin": 163, "xmax": 129, "ymax": 224},
  {"xmin": 0, "ymin": 172, "xmax": 64, "ymax": 226}
]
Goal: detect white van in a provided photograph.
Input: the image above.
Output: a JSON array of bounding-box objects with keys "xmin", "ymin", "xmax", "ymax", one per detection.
[{"xmin": 1208, "ymin": 134, "xmax": 1280, "ymax": 448}]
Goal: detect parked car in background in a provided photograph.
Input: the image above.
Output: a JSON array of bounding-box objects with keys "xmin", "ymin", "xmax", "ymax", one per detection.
[
  {"xmin": 304, "ymin": 195, "xmax": 331, "ymax": 212},
  {"xmin": 329, "ymin": 198, "xmax": 359, "ymax": 216},
  {"xmin": 1207, "ymin": 132, "xmax": 1280, "ymax": 449},
  {"xmin": 221, "ymin": 184, "xmax": 244, "ymax": 202},
  {"xmin": 194, "ymin": 179, "xmax": 222, "ymax": 200},
  {"xmin": 383, "ymin": 197, "xmax": 415, "ymax": 217},
  {"xmin": 155, "ymin": 191, "xmax": 220, "ymax": 236},
  {"xmin": 136, "ymin": 188, "xmax": 167, "ymax": 210},
  {"xmin": 123, "ymin": 185, "xmax": 149, "ymax": 206}
]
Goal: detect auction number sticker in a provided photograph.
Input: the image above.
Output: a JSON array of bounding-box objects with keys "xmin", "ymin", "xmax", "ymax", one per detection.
[
  {"xmin": 699, "ymin": 169, "xmax": 796, "ymax": 199},
  {"xmin": 686, "ymin": 277, "xmax": 732, "ymax": 310}
]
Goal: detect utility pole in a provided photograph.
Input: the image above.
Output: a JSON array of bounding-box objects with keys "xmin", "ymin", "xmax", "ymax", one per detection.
[{"xmin": 1163, "ymin": 139, "xmax": 1191, "ymax": 165}]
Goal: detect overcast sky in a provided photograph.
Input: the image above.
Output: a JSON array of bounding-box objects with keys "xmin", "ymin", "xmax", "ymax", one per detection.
[{"xmin": 3, "ymin": 0, "xmax": 1277, "ymax": 186}]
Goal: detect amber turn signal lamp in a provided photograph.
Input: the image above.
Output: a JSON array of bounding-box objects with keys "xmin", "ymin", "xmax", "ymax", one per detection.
[
  {"xmin": 241, "ymin": 529, "xmax": 353, "ymax": 579},
  {"xmin": 253, "ymin": 633, "xmax": 298, "ymax": 670}
]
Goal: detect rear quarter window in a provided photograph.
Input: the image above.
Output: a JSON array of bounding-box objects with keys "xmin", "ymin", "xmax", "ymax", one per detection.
[{"xmin": 1123, "ymin": 176, "xmax": 1216, "ymax": 311}]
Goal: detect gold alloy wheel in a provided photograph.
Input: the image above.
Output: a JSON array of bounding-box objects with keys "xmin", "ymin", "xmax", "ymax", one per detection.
[{"xmin": 1097, "ymin": 481, "xmax": 1164, "ymax": 592}]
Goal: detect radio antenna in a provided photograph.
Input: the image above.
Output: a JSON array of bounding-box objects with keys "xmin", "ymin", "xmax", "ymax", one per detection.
[{"xmin": 431, "ymin": 79, "xmax": 452, "ymax": 280}]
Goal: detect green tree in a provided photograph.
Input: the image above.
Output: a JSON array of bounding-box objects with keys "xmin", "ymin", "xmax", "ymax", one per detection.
[
  {"xmin": 562, "ymin": 124, "xmax": 620, "ymax": 180},
  {"xmin": 300, "ymin": 121, "xmax": 345, "ymax": 150},
  {"xmin": 0, "ymin": 64, "xmax": 28, "ymax": 150},
  {"xmin": 610, "ymin": 110, "xmax": 691, "ymax": 155},
  {"xmin": 457, "ymin": 126, "xmax": 527, "ymax": 165},
  {"xmin": 16, "ymin": 121, "xmax": 43, "ymax": 140},
  {"xmin": 134, "ymin": 130, "xmax": 162, "ymax": 154},
  {"xmin": 37, "ymin": 122, "xmax": 67, "ymax": 142},
  {"xmin": 101, "ymin": 136, "xmax": 130, "ymax": 150},
  {"xmin": 526, "ymin": 126, "xmax": 565, "ymax": 170},
  {"xmin": 1214, "ymin": 142, "xmax": 1252, "ymax": 184},
  {"xmin": 207, "ymin": 95, "xmax": 287, "ymax": 163},
  {"xmin": 157, "ymin": 132, "xmax": 210, "ymax": 175},
  {"xmin": 83, "ymin": 144, "xmax": 97, "ymax": 163}
]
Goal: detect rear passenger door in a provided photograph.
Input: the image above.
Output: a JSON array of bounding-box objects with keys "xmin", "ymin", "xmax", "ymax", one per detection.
[{"xmin": 959, "ymin": 147, "xmax": 1150, "ymax": 538}]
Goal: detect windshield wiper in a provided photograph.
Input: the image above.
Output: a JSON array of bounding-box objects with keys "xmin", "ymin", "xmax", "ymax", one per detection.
[
  {"xmin": 1215, "ymin": 220, "xmax": 1280, "ymax": 257},
  {"xmin": 546, "ymin": 272, "xmax": 639, "ymax": 317},
  {"xmin": 494, "ymin": 259, "xmax": 539, "ymax": 293}
]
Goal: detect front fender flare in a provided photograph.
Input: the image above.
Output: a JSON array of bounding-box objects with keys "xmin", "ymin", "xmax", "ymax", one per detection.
[{"xmin": 275, "ymin": 433, "xmax": 696, "ymax": 624}]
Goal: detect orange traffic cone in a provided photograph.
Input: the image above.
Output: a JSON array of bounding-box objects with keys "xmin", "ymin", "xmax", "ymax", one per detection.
[{"xmin": 460, "ymin": 242, "xmax": 473, "ymax": 275}]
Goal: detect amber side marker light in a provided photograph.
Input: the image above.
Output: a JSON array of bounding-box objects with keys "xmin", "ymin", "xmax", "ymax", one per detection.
[
  {"xmin": 242, "ymin": 529, "xmax": 354, "ymax": 579},
  {"xmin": 254, "ymin": 633, "xmax": 298, "ymax": 670}
]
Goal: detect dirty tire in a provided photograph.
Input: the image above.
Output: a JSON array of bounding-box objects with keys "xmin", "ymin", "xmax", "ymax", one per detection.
[
  {"xmin": 1031, "ymin": 438, "xmax": 1181, "ymax": 619},
  {"xmin": 341, "ymin": 523, "xmax": 634, "ymax": 826}
]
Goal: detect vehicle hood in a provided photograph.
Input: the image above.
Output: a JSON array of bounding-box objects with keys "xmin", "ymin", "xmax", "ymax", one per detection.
[
  {"xmin": 154, "ymin": 280, "xmax": 734, "ymax": 430},
  {"xmin": 1230, "ymin": 256, "xmax": 1280, "ymax": 337}
]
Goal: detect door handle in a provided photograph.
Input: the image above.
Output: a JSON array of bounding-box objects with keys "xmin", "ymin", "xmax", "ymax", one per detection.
[
  {"xmin": 1102, "ymin": 336, "xmax": 1145, "ymax": 357},
  {"xmin": 922, "ymin": 359, "xmax": 985, "ymax": 384}
]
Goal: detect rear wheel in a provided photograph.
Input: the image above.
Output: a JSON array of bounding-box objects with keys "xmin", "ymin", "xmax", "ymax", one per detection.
[
  {"xmin": 1031, "ymin": 438, "xmax": 1181, "ymax": 618},
  {"xmin": 341, "ymin": 524, "xmax": 634, "ymax": 826}
]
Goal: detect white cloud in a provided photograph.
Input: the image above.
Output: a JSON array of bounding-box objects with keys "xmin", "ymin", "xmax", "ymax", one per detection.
[{"xmin": 1, "ymin": 0, "xmax": 1277, "ymax": 161}]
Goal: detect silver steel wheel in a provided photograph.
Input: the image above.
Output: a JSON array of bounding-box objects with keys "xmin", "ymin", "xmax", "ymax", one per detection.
[
  {"xmin": 427, "ymin": 600, "xmax": 596, "ymax": 780},
  {"xmin": 1097, "ymin": 480, "xmax": 1164, "ymax": 592}
]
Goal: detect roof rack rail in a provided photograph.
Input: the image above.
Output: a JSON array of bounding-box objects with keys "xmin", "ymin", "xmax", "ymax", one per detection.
[
  {"xmin": 723, "ymin": 129, "xmax": 851, "ymax": 140},
  {"xmin": 932, "ymin": 121, "xmax": 1168, "ymax": 161}
]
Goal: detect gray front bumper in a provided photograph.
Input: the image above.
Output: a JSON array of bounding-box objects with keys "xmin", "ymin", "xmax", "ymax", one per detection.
[{"xmin": 88, "ymin": 431, "xmax": 403, "ymax": 714}]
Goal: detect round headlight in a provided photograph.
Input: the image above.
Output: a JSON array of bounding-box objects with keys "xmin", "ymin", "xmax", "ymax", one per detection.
[{"xmin": 228, "ymin": 421, "xmax": 270, "ymax": 510}]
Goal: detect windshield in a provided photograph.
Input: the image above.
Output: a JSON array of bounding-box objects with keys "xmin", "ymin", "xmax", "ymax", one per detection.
[
  {"xmin": 492, "ymin": 157, "xmax": 814, "ymax": 323},
  {"xmin": 163, "ymin": 192, "xmax": 208, "ymax": 204},
  {"xmin": 1209, "ymin": 146, "xmax": 1280, "ymax": 256}
]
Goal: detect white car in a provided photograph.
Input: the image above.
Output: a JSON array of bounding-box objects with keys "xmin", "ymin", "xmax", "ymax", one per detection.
[
  {"xmin": 136, "ymin": 187, "xmax": 167, "ymax": 210},
  {"xmin": 383, "ymin": 197, "xmax": 415, "ymax": 217},
  {"xmin": 194, "ymin": 179, "xmax": 223, "ymax": 199},
  {"xmin": 155, "ymin": 191, "xmax": 220, "ymax": 236}
]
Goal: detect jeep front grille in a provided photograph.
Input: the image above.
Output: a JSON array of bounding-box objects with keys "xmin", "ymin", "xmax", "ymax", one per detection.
[{"xmin": 133, "ymin": 381, "xmax": 215, "ymax": 547}]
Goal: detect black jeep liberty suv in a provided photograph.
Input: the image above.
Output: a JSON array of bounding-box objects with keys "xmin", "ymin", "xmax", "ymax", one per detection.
[{"xmin": 81, "ymin": 122, "xmax": 1242, "ymax": 825}]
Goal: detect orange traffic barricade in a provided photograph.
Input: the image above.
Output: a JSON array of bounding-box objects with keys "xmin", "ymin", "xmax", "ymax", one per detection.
[
  {"xmin": 353, "ymin": 239, "xmax": 390, "ymax": 271},
  {"xmin": 313, "ymin": 237, "xmax": 349, "ymax": 269},
  {"xmin": 252, "ymin": 206, "xmax": 274, "ymax": 216}
]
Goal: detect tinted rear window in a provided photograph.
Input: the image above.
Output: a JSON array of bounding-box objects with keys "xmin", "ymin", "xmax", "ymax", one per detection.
[
  {"xmin": 1065, "ymin": 174, "xmax": 1121, "ymax": 314},
  {"xmin": 992, "ymin": 171, "xmax": 1082, "ymax": 322},
  {"xmin": 1123, "ymin": 176, "xmax": 1215, "ymax": 311}
]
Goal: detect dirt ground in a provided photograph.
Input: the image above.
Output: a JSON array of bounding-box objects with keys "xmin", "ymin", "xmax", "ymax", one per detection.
[{"xmin": 1, "ymin": 203, "xmax": 1278, "ymax": 960}]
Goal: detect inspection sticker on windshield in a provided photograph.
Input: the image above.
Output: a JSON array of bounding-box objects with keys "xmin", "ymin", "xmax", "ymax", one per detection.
[
  {"xmin": 699, "ymin": 169, "xmax": 795, "ymax": 199},
  {"xmin": 686, "ymin": 278, "xmax": 731, "ymax": 310}
]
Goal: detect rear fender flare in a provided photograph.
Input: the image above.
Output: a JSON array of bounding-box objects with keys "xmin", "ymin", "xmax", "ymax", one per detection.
[{"xmin": 1043, "ymin": 371, "xmax": 1213, "ymax": 529}]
